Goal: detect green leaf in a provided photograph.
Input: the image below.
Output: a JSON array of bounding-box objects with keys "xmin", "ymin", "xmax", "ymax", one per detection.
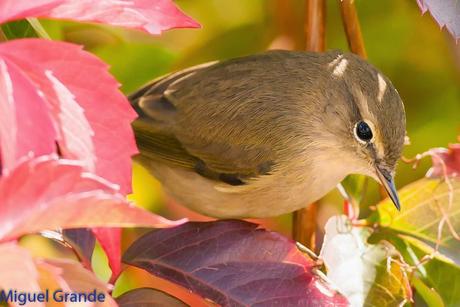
[
  {"xmin": 376, "ymin": 178, "xmax": 460, "ymax": 253},
  {"xmin": 364, "ymin": 257, "xmax": 411, "ymax": 307},
  {"xmin": 1, "ymin": 20, "xmax": 39, "ymax": 39},
  {"xmin": 370, "ymin": 231, "xmax": 460, "ymax": 307},
  {"xmin": 411, "ymin": 276, "xmax": 444, "ymax": 307},
  {"xmin": 92, "ymin": 42, "xmax": 176, "ymax": 94},
  {"xmin": 404, "ymin": 236, "xmax": 460, "ymax": 307},
  {"xmin": 176, "ymin": 23, "xmax": 272, "ymax": 68}
]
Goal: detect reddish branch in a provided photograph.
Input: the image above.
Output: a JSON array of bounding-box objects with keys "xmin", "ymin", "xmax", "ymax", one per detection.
[
  {"xmin": 270, "ymin": 0, "xmax": 305, "ymax": 50},
  {"xmin": 292, "ymin": 0, "xmax": 326, "ymax": 250},
  {"xmin": 339, "ymin": 0, "xmax": 367, "ymax": 58},
  {"xmin": 304, "ymin": 0, "xmax": 326, "ymax": 52},
  {"xmin": 293, "ymin": 204, "xmax": 318, "ymax": 250}
]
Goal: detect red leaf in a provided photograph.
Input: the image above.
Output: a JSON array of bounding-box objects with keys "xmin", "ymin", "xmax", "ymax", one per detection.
[
  {"xmin": 0, "ymin": 156, "xmax": 184, "ymax": 242},
  {"xmin": 427, "ymin": 144, "xmax": 460, "ymax": 178},
  {"xmin": 92, "ymin": 227, "xmax": 122, "ymax": 282},
  {"xmin": 0, "ymin": 39, "xmax": 137, "ymax": 194},
  {"xmin": 0, "ymin": 0, "xmax": 200, "ymax": 35},
  {"xmin": 123, "ymin": 220, "xmax": 349, "ymax": 306},
  {"xmin": 63, "ymin": 228, "xmax": 124, "ymax": 284}
]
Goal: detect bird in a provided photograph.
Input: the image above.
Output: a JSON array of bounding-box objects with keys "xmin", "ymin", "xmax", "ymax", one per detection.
[{"xmin": 129, "ymin": 50, "xmax": 406, "ymax": 218}]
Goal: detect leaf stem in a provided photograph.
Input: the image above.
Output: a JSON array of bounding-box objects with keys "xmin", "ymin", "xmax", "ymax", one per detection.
[{"xmin": 26, "ymin": 18, "xmax": 51, "ymax": 40}]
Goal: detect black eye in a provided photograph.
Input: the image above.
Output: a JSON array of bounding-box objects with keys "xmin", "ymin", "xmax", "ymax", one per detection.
[{"xmin": 356, "ymin": 121, "xmax": 373, "ymax": 142}]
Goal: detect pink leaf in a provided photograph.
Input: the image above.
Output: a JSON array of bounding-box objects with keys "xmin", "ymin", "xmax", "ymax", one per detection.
[
  {"xmin": 0, "ymin": 39, "xmax": 141, "ymax": 282},
  {"xmin": 124, "ymin": 220, "xmax": 349, "ymax": 306},
  {"xmin": 0, "ymin": 39, "xmax": 137, "ymax": 194},
  {"xmin": 0, "ymin": 242, "xmax": 43, "ymax": 306},
  {"xmin": 0, "ymin": 243, "xmax": 117, "ymax": 306},
  {"xmin": 0, "ymin": 155, "xmax": 184, "ymax": 242},
  {"xmin": 0, "ymin": 0, "xmax": 63, "ymax": 23},
  {"xmin": 44, "ymin": 69, "xmax": 96, "ymax": 172},
  {"xmin": 426, "ymin": 143, "xmax": 460, "ymax": 178},
  {"xmin": 417, "ymin": 0, "xmax": 460, "ymax": 40},
  {"xmin": 0, "ymin": 58, "xmax": 56, "ymax": 174},
  {"xmin": 92, "ymin": 227, "xmax": 122, "ymax": 282},
  {"xmin": 36, "ymin": 258, "xmax": 118, "ymax": 306},
  {"xmin": 0, "ymin": 0, "xmax": 200, "ymax": 35}
]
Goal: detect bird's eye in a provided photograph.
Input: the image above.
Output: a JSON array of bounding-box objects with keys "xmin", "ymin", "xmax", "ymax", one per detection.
[{"xmin": 355, "ymin": 121, "xmax": 373, "ymax": 142}]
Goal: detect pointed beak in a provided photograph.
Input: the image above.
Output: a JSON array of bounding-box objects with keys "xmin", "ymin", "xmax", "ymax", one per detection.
[{"xmin": 375, "ymin": 166, "xmax": 401, "ymax": 211}]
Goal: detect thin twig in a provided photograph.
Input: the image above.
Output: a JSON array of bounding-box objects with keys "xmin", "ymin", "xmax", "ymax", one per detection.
[{"xmin": 338, "ymin": 0, "xmax": 367, "ymax": 58}]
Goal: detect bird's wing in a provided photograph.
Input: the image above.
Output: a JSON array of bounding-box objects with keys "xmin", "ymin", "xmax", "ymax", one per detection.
[{"xmin": 130, "ymin": 54, "xmax": 293, "ymax": 186}]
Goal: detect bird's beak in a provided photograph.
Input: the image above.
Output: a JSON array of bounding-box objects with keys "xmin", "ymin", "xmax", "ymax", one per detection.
[{"xmin": 375, "ymin": 166, "xmax": 401, "ymax": 211}]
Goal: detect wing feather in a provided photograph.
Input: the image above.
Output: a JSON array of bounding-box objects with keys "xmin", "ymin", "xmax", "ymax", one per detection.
[{"xmin": 130, "ymin": 52, "xmax": 315, "ymax": 185}]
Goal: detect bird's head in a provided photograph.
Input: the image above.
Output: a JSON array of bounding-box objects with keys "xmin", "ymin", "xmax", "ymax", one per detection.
[{"xmin": 317, "ymin": 52, "xmax": 406, "ymax": 210}]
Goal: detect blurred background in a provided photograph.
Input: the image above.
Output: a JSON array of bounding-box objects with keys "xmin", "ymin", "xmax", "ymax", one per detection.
[{"xmin": 8, "ymin": 0, "xmax": 460, "ymax": 296}]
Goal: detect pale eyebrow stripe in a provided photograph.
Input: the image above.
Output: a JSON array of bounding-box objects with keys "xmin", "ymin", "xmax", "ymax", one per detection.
[
  {"xmin": 377, "ymin": 73, "xmax": 387, "ymax": 103},
  {"xmin": 352, "ymin": 86, "xmax": 385, "ymax": 159},
  {"xmin": 328, "ymin": 55, "xmax": 349, "ymax": 77}
]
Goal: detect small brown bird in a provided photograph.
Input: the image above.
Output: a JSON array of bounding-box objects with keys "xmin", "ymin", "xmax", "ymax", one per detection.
[{"xmin": 130, "ymin": 50, "xmax": 406, "ymax": 218}]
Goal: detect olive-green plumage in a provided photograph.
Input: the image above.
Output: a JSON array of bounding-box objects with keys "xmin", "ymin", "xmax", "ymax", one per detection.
[{"xmin": 130, "ymin": 50, "xmax": 406, "ymax": 218}]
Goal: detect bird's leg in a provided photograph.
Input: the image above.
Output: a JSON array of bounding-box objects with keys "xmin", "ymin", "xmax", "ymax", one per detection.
[{"xmin": 296, "ymin": 242, "xmax": 322, "ymax": 265}]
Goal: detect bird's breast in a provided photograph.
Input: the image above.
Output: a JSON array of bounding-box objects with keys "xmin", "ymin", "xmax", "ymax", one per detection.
[{"xmin": 142, "ymin": 153, "xmax": 348, "ymax": 218}]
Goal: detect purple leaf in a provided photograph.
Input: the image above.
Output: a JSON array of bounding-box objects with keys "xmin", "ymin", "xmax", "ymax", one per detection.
[
  {"xmin": 116, "ymin": 288, "xmax": 187, "ymax": 307},
  {"xmin": 123, "ymin": 220, "xmax": 349, "ymax": 307},
  {"xmin": 63, "ymin": 228, "xmax": 96, "ymax": 269},
  {"xmin": 417, "ymin": 0, "xmax": 460, "ymax": 40}
]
